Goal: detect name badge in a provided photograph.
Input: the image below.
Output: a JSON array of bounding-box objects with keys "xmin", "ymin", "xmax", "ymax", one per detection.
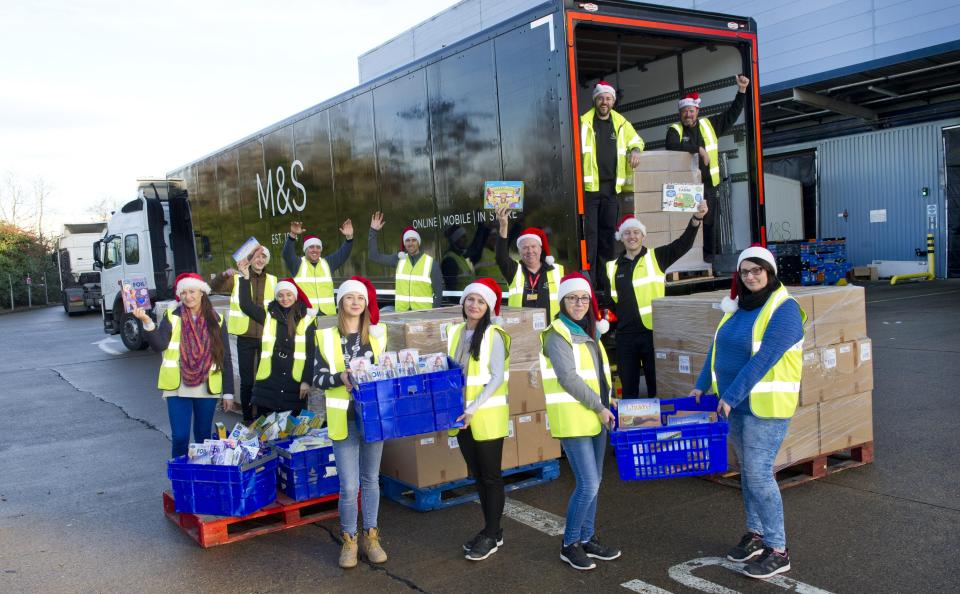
[{"xmin": 526, "ymin": 293, "xmax": 538, "ymax": 302}]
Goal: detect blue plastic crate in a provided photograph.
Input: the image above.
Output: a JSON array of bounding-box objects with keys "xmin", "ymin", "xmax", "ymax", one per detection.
[
  {"xmin": 381, "ymin": 411, "xmax": 435, "ymax": 440},
  {"xmin": 167, "ymin": 448, "xmax": 278, "ymax": 516},
  {"xmin": 610, "ymin": 396, "xmax": 728, "ymax": 480},
  {"xmin": 274, "ymin": 439, "xmax": 339, "ymax": 501}
]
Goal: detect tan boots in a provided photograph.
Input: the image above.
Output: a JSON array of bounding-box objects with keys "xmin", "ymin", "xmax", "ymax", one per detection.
[
  {"xmin": 339, "ymin": 532, "xmax": 358, "ymax": 569},
  {"xmin": 339, "ymin": 528, "xmax": 388, "ymax": 568}
]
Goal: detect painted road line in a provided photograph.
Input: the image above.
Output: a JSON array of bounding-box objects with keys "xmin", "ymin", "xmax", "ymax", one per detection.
[
  {"xmin": 621, "ymin": 579, "xmax": 675, "ymax": 593},
  {"xmin": 867, "ymin": 289, "xmax": 960, "ymax": 303},
  {"xmin": 668, "ymin": 557, "xmax": 835, "ymax": 594},
  {"xmin": 497, "ymin": 497, "xmax": 565, "ymax": 536},
  {"xmin": 93, "ymin": 337, "xmax": 124, "ymax": 356}
]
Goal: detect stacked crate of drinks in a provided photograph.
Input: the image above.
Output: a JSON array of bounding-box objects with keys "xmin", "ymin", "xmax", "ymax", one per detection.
[{"xmin": 768, "ymin": 239, "xmax": 850, "ymax": 286}]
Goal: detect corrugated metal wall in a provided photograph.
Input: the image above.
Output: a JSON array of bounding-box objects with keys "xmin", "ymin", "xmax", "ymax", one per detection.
[{"xmin": 767, "ymin": 118, "xmax": 960, "ymax": 276}]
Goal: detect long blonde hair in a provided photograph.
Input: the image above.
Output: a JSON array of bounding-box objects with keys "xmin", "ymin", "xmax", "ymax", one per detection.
[{"xmin": 337, "ymin": 307, "xmax": 370, "ymax": 344}]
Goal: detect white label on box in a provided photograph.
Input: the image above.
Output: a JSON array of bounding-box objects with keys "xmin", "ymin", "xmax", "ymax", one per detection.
[
  {"xmin": 839, "ymin": 344, "xmax": 852, "ymax": 354},
  {"xmin": 712, "ymin": 303, "xmax": 721, "ymax": 309},
  {"xmin": 324, "ymin": 467, "xmax": 338, "ymax": 478},
  {"xmin": 505, "ymin": 316, "xmax": 520, "ymax": 325},
  {"xmin": 448, "ymin": 437, "xmax": 460, "ymax": 449},
  {"xmin": 859, "ymin": 342, "xmax": 872, "ymax": 362},
  {"xmin": 822, "ymin": 348, "xmax": 837, "ymax": 369},
  {"xmin": 532, "ymin": 312, "xmax": 547, "ymax": 330},
  {"xmin": 545, "ymin": 415, "xmax": 550, "ymax": 431},
  {"xmin": 440, "ymin": 323, "xmax": 450, "ymax": 341},
  {"xmin": 678, "ymin": 355, "xmax": 690, "ymax": 374},
  {"xmin": 656, "ymin": 351, "xmax": 667, "ymax": 360},
  {"xmin": 420, "ymin": 437, "xmax": 435, "ymax": 446},
  {"xmin": 869, "ymin": 209, "xmax": 887, "ymax": 223},
  {"xmin": 508, "ymin": 420, "xmax": 515, "ymax": 438},
  {"xmin": 328, "ymin": 453, "xmax": 336, "ymax": 462},
  {"xmin": 804, "ymin": 351, "xmax": 817, "ymax": 363},
  {"xmin": 519, "ymin": 415, "xmax": 533, "ymax": 423},
  {"xmin": 408, "ymin": 325, "xmax": 424, "ymax": 333}
]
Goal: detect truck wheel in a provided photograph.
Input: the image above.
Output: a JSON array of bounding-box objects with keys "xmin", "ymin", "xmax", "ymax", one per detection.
[
  {"xmin": 62, "ymin": 294, "xmax": 72, "ymax": 315},
  {"xmin": 120, "ymin": 313, "xmax": 148, "ymax": 350}
]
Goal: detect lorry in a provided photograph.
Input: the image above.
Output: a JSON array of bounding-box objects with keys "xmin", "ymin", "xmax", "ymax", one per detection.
[
  {"xmin": 56, "ymin": 223, "xmax": 106, "ymax": 314},
  {"xmin": 99, "ymin": 0, "xmax": 767, "ymax": 350}
]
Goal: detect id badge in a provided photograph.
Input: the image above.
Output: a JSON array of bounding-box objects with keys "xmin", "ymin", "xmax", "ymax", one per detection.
[{"xmin": 526, "ymin": 293, "xmax": 538, "ymax": 302}]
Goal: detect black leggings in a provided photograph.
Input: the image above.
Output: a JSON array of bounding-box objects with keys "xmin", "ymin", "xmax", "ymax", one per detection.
[
  {"xmin": 457, "ymin": 429, "xmax": 505, "ymax": 538},
  {"xmin": 616, "ymin": 331, "xmax": 658, "ymax": 397}
]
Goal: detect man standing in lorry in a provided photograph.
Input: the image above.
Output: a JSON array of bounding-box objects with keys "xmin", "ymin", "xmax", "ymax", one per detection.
[
  {"xmin": 665, "ymin": 74, "xmax": 750, "ymax": 261},
  {"xmin": 368, "ymin": 211, "xmax": 443, "ymax": 310},
  {"xmin": 283, "ymin": 220, "xmax": 354, "ymax": 316},
  {"xmin": 580, "ymin": 80, "xmax": 645, "ymax": 279}
]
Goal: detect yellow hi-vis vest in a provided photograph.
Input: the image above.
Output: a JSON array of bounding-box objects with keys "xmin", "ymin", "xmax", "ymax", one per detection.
[
  {"xmin": 294, "ymin": 257, "xmax": 335, "ymax": 315},
  {"xmin": 317, "ymin": 324, "xmax": 387, "ymax": 441},
  {"xmin": 539, "ymin": 319, "xmax": 612, "ymax": 438},
  {"xmin": 580, "ymin": 107, "xmax": 644, "ymax": 193},
  {"xmin": 710, "ymin": 285, "xmax": 807, "ymax": 419},
  {"xmin": 446, "ymin": 323, "xmax": 511, "ymax": 441},
  {"xmin": 228, "ymin": 273, "xmax": 277, "ymax": 335},
  {"xmin": 507, "ymin": 263, "xmax": 564, "ymax": 317},
  {"xmin": 605, "ymin": 251, "xmax": 665, "ymax": 330},
  {"xmin": 255, "ymin": 311, "xmax": 316, "ymax": 383},
  {"xmin": 395, "ymin": 254, "xmax": 434, "ymax": 312},
  {"xmin": 670, "ymin": 117, "xmax": 720, "ymax": 186},
  {"xmin": 157, "ymin": 309, "xmax": 224, "ymax": 394}
]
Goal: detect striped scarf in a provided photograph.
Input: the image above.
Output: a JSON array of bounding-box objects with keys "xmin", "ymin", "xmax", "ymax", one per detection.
[{"xmin": 180, "ymin": 310, "xmax": 212, "ymax": 387}]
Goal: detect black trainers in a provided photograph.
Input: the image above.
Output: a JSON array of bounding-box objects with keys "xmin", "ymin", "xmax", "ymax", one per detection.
[
  {"xmin": 727, "ymin": 532, "xmax": 765, "ymax": 562},
  {"xmin": 465, "ymin": 535, "xmax": 499, "ymax": 561},
  {"xmin": 560, "ymin": 542, "xmax": 596, "ymax": 571},
  {"xmin": 463, "ymin": 529, "xmax": 503, "ymax": 552},
  {"xmin": 743, "ymin": 548, "xmax": 791, "ymax": 579},
  {"xmin": 581, "ymin": 536, "xmax": 621, "ymax": 561}
]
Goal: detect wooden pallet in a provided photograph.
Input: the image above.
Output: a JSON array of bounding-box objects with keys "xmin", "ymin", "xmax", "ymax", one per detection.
[
  {"xmin": 381, "ymin": 459, "xmax": 561, "ymax": 512},
  {"xmin": 163, "ymin": 490, "xmax": 339, "ymax": 547},
  {"xmin": 707, "ymin": 442, "xmax": 874, "ymax": 490},
  {"xmin": 666, "ymin": 268, "xmax": 714, "ymax": 283}
]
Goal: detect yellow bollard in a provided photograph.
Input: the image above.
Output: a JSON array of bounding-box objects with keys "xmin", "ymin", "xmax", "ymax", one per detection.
[{"xmin": 890, "ymin": 233, "xmax": 935, "ymax": 285}]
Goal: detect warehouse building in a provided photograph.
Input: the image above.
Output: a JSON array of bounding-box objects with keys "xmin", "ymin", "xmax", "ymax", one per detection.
[{"xmin": 359, "ymin": 0, "xmax": 960, "ymax": 277}]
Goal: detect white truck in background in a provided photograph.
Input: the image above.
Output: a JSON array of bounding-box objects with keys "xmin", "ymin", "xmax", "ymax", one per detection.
[{"xmin": 56, "ymin": 223, "xmax": 106, "ymax": 314}]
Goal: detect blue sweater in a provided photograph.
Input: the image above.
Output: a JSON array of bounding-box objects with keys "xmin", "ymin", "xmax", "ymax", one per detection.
[{"xmin": 694, "ymin": 299, "xmax": 804, "ymax": 412}]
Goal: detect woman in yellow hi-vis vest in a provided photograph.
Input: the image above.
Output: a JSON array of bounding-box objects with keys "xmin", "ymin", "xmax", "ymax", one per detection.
[
  {"xmin": 312, "ymin": 277, "xmax": 389, "ymax": 569},
  {"xmin": 447, "ymin": 278, "xmax": 511, "ymax": 562},
  {"xmin": 690, "ymin": 247, "xmax": 805, "ymax": 580},
  {"xmin": 238, "ymin": 251, "xmax": 316, "ymax": 416},
  {"xmin": 134, "ymin": 273, "xmax": 234, "ymax": 459},
  {"xmin": 540, "ymin": 273, "xmax": 619, "ymax": 571}
]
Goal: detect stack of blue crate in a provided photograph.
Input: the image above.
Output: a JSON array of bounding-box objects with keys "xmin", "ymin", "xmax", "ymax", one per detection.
[{"xmin": 769, "ymin": 239, "xmax": 850, "ymax": 286}]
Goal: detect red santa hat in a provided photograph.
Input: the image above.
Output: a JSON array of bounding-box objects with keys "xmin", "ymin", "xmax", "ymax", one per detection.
[
  {"xmin": 302, "ymin": 235, "xmax": 322, "ymax": 252},
  {"xmin": 614, "ymin": 214, "xmax": 647, "ymax": 241},
  {"xmin": 461, "ymin": 277, "xmax": 503, "ymax": 320},
  {"xmin": 557, "ymin": 272, "xmax": 609, "ymax": 334},
  {"xmin": 174, "ymin": 272, "xmax": 211, "ymax": 301},
  {"xmin": 720, "ymin": 246, "xmax": 778, "ymax": 313},
  {"xmin": 678, "ymin": 92, "xmax": 702, "ymax": 110},
  {"xmin": 398, "ymin": 226, "xmax": 421, "ymax": 259},
  {"xmin": 337, "ymin": 276, "xmax": 383, "ymax": 337},
  {"xmin": 274, "ymin": 278, "xmax": 313, "ymax": 309},
  {"xmin": 516, "ymin": 227, "xmax": 555, "ymax": 266},
  {"xmin": 593, "ymin": 80, "xmax": 616, "ymax": 100}
]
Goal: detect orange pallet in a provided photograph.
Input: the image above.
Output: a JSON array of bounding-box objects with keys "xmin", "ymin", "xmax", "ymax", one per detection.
[
  {"xmin": 162, "ymin": 491, "xmax": 339, "ymax": 547},
  {"xmin": 708, "ymin": 441, "xmax": 874, "ymax": 490}
]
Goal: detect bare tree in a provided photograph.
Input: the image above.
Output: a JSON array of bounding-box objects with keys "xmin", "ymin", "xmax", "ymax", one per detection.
[
  {"xmin": 0, "ymin": 172, "xmax": 33, "ymax": 226},
  {"xmin": 87, "ymin": 195, "xmax": 119, "ymax": 222},
  {"xmin": 32, "ymin": 176, "xmax": 53, "ymax": 238}
]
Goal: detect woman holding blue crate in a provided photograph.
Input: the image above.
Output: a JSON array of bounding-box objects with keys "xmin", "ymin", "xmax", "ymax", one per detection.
[
  {"xmin": 446, "ymin": 277, "xmax": 511, "ymax": 562},
  {"xmin": 540, "ymin": 272, "xmax": 620, "ymax": 571},
  {"xmin": 313, "ymin": 276, "xmax": 389, "ymax": 569},
  {"xmin": 134, "ymin": 272, "xmax": 234, "ymax": 459},
  {"xmin": 690, "ymin": 246, "xmax": 805, "ymax": 579}
]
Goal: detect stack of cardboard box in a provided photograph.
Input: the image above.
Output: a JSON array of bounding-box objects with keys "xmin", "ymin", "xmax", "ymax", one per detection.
[
  {"xmin": 631, "ymin": 150, "xmax": 710, "ymax": 275},
  {"xmin": 378, "ymin": 306, "xmax": 560, "ymax": 488},
  {"xmin": 651, "ymin": 285, "xmax": 874, "ymax": 471}
]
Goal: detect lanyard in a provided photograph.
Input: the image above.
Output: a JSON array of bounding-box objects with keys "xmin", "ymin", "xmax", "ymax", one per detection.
[{"xmin": 527, "ymin": 270, "xmax": 543, "ymax": 292}]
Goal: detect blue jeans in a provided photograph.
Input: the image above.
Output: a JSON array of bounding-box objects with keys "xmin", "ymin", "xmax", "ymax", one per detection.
[
  {"xmin": 560, "ymin": 427, "xmax": 607, "ymax": 547},
  {"xmin": 727, "ymin": 410, "xmax": 791, "ymax": 550},
  {"xmin": 166, "ymin": 397, "xmax": 217, "ymax": 459},
  {"xmin": 332, "ymin": 420, "xmax": 384, "ymax": 536}
]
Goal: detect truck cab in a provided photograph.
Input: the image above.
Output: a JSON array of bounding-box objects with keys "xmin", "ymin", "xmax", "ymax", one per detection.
[
  {"xmin": 94, "ymin": 179, "xmax": 198, "ymax": 350},
  {"xmin": 57, "ymin": 222, "xmax": 106, "ymax": 314}
]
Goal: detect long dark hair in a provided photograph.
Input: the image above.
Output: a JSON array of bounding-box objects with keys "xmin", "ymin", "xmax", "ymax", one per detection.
[
  {"xmin": 560, "ymin": 298, "xmax": 597, "ymax": 339},
  {"xmin": 286, "ymin": 301, "xmax": 308, "ymax": 340},
  {"xmin": 461, "ymin": 305, "xmax": 492, "ymax": 361},
  {"xmin": 197, "ymin": 294, "xmax": 225, "ymax": 370}
]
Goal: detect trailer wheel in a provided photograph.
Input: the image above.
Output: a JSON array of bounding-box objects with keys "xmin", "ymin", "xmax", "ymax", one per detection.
[{"xmin": 120, "ymin": 313, "xmax": 147, "ymax": 350}]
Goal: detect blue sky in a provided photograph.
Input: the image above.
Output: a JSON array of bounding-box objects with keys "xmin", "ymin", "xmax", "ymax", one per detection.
[{"xmin": 1, "ymin": 0, "xmax": 457, "ymax": 233}]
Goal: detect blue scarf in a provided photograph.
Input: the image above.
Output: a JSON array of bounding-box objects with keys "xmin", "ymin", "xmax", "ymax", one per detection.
[{"xmin": 559, "ymin": 313, "xmax": 599, "ymax": 340}]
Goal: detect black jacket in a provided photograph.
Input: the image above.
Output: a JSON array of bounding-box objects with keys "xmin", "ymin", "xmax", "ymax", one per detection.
[
  {"xmin": 664, "ymin": 91, "xmax": 745, "ymax": 189},
  {"xmin": 145, "ymin": 305, "xmax": 235, "ymax": 395}
]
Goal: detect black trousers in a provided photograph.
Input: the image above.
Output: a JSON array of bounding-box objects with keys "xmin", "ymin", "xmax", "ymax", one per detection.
[
  {"xmin": 457, "ymin": 429, "xmax": 505, "ymax": 538},
  {"xmin": 616, "ymin": 331, "xmax": 658, "ymax": 397},
  {"xmin": 583, "ymin": 182, "xmax": 621, "ymax": 281},
  {"xmin": 236, "ymin": 336, "xmax": 261, "ymax": 423},
  {"xmin": 702, "ymin": 186, "xmax": 719, "ymax": 261}
]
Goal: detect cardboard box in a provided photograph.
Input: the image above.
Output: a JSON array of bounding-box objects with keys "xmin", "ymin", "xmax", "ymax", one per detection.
[
  {"xmin": 790, "ymin": 286, "xmax": 867, "ymax": 347},
  {"xmin": 654, "ymin": 348, "xmax": 707, "ymax": 396},
  {"xmin": 515, "ymin": 410, "xmax": 560, "ymax": 466},
  {"xmin": 632, "ymin": 150, "xmax": 698, "ymax": 172},
  {"xmin": 643, "ymin": 231, "xmax": 671, "ymax": 250},
  {"xmin": 800, "ymin": 342, "xmax": 873, "ymax": 404},
  {"xmin": 633, "ymin": 170, "xmax": 701, "ymax": 193},
  {"xmin": 775, "ymin": 403, "xmax": 820, "ymax": 470},
  {"xmin": 502, "ymin": 418, "xmax": 519, "ymax": 470},
  {"xmin": 792, "ymin": 292, "xmax": 816, "ymax": 350},
  {"xmin": 635, "ymin": 211, "xmax": 673, "ymax": 234},
  {"xmin": 852, "ymin": 266, "xmax": 879, "ymax": 281},
  {"xmin": 819, "ymin": 391, "xmax": 873, "ymax": 454},
  {"xmin": 380, "ymin": 431, "xmax": 468, "ymax": 488},
  {"xmin": 651, "ymin": 290, "xmax": 728, "ymax": 353},
  {"xmin": 508, "ymin": 361, "xmax": 546, "ymax": 415},
  {"xmin": 633, "ymin": 191, "xmax": 663, "ymax": 214}
]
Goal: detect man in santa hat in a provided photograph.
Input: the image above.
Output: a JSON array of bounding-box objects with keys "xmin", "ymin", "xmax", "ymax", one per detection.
[
  {"xmin": 580, "ymin": 80, "xmax": 645, "ymax": 275},
  {"xmin": 282, "ymin": 219, "xmax": 354, "ymax": 316},
  {"xmin": 495, "ymin": 206, "xmax": 565, "ymax": 318},
  {"xmin": 368, "ymin": 211, "xmax": 442, "ymax": 310},
  {"xmin": 665, "ymin": 74, "xmax": 750, "ymax": 261}
]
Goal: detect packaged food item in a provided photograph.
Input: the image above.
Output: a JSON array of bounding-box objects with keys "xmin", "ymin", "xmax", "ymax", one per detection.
[
  {"xmin": 666, "ymin": 412, "xmax": 714, "ymax": 426},
  {"xmin": 617, "ymin": 399, "xmax": 662, "ymax": 428}
]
